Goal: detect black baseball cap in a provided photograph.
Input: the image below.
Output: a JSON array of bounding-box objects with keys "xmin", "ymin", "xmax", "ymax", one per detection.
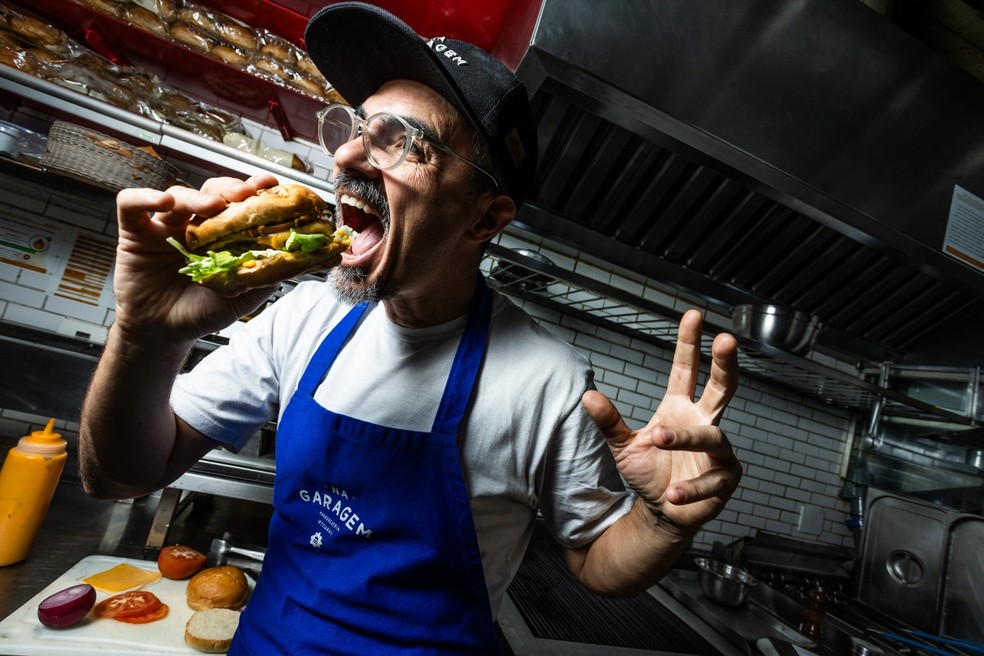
[{"xmin": 304, "ymin": 1, "xmax": 537, "ymax": 207}]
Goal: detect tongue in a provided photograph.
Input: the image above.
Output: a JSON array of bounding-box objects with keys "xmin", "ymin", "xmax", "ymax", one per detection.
[{"xmin": 351, "ymin": 220, "xmax": 384, "ymax": 256}]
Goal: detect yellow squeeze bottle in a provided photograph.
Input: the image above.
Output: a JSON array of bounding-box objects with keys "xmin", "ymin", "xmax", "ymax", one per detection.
[{"xmin": 0, "ymin": 419, "xmax": 67, "ymax": 566}]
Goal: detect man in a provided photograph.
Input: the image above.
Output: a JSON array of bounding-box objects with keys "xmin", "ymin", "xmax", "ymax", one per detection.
[{"xmin": 79, "ymin": 3, "xmax": 742, "ymax": 654}]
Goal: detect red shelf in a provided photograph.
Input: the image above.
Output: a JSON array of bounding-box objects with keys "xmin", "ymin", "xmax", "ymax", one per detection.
[
  {"xmin": 206, "ymin": 0, "xmax": 527, "ymax": 53},
  {"xmin": 27, "ymin": 0, "xmax": 325, "ymax": 142}
]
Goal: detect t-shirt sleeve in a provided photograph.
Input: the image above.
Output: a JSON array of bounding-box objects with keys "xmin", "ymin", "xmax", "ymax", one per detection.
[
  {"xmin": 171, "ymin": 306, "xmax": 284, "ymax": 452},
  {"xmin": 537, "ymin": 377, "xmax": 635, "ymax": 550}
]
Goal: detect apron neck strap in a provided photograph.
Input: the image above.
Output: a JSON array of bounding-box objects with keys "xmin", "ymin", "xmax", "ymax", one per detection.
[
  {"xmin": 297, "ymin": 276, "xmax": 493, "ymax": 435},
  {"xmin": 297, "ymin": 300, "xmax": 370, "ymax": 395},
  {"xmin": 431, "ymin": 275, "xmax": 492, "ymax": 436}
]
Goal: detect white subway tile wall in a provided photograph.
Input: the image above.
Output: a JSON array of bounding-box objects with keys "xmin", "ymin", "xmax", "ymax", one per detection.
[
  {"xmin": 488, "ymin": 231, "xmax": 857, "ymax": 551},
  {"xmin": 0, "ymin": 115, "xmax": 855, "ymax": 554}
]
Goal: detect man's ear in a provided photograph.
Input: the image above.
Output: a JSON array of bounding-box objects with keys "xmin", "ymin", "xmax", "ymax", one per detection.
[{"xmin": 466, "ymin": 193, "xmax": 516, "ymax": 243}]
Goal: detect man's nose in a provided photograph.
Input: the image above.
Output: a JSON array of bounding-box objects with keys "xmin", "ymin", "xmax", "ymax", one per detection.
[{"xmin": 330, "ymin": 135, "xmax": 379, "ymax": 181}]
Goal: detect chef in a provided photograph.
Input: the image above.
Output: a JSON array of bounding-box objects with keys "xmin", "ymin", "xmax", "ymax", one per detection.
[{"xmin": 79, "ymin": 2, "xmax": 742, "ymax": 654}]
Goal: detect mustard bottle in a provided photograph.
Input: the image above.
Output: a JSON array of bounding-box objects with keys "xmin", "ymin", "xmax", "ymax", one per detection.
[{"xmin": 0, "ymin": 419, "xmax": 67, "ymax": 566}]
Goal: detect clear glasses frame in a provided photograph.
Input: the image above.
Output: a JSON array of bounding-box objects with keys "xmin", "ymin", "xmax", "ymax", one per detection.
[{"xmin": 316, "ymin": 103, "xmax": 499, "ymax": 191}]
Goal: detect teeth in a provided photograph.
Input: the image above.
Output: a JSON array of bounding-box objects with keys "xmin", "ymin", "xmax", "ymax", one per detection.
[{"xmin": 338, "ymin": 193, "xmax": 379, "ymax": 217}]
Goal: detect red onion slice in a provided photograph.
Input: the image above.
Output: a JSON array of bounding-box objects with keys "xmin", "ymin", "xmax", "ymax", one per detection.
[{"xmin": 37, "ymin": 583, "xmax": 96, "ymax": 628}]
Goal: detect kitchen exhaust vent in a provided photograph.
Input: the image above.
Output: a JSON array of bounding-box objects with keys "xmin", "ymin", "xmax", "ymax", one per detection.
[{"xmin": 495, "ymin": 0, "xmax": 984, "ymax": 367}]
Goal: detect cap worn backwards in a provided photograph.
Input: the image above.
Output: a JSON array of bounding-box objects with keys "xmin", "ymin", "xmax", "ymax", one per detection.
[{"xmin": 304, "ymin": 1, "xmax": 537, "ymax": 207}]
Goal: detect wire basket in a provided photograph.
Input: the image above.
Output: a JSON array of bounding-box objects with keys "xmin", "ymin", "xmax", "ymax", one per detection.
[{"xmin": 42, "ymin": 121, "xmax": 178, "ymax": 192}]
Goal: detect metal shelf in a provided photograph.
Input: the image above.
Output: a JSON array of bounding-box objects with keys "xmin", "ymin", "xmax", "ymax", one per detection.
[
  {"xmin": 484, "ymin": 244, "xmax": 979, "ymax": 427},
  {"xmin": 0, "ymin": 67, "xmax": 334, "ymax": 199}
]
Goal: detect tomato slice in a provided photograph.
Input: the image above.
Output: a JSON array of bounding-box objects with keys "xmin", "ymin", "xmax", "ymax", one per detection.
[
  {"xmin": 116, "ymin": 603, "xmax": 169, "ymax": 624},
  {"xmin": 94, "ymin": 591, "xmax": 162, "ymax": 619},
  {"xmin": 157, "ymin": 545, "xmax": 207, "ymax": 580}
]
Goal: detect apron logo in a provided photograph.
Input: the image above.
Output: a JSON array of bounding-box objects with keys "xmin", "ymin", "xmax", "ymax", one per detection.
[{"xmin": 299, "ymin": 487, "xmax": 373, "ymax": 539}]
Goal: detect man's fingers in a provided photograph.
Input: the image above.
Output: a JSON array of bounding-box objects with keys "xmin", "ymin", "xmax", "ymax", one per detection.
[
  {"xmin": 650, "ymin": 425, "xmax": 734, "ymax": 460},
  {"xmin": 582, "ymin": 390, "xmax": 632, "ymax": 447},
  {"xmin": 154, "ymin": 175, "xmax": 281, "ymax": 227},
  {"xmin": 697, "ymin": 331, "xmax": 739, "ymax": 423},
  {"xmin": 666, "ymin": 458, "xmax": 742, "ymax": 505},
  {"xmin": 665, "ymin": 309, "xmax": 704, "ymax": 400},
  {"xmin": 116, "ymin": 188, "xmax": 174, "ymax": 227}
]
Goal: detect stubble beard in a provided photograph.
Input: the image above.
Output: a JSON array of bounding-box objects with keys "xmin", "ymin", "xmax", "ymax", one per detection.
[{"xmin": 328, "ymin": 171, "xmax": 393, "ymax": 305}]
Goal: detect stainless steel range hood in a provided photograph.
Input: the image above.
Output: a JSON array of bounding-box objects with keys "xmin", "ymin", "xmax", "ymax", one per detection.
[{"xmin": 495, "ymin": 0, "xmax": 984, "ymax": 366}]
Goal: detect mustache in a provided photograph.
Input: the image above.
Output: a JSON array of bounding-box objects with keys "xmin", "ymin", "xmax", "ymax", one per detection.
[{"xmin": 332, "ymin": 171, "xmax": 390, "ymax": 225}]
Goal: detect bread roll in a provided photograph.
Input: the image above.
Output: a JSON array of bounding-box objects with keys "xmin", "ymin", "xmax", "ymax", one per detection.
[
  {"xmin": 251, "ymin": 54, "xmax": 291, "ymax": 80},
  {"xmin": 288, "ymin": 72, "xmax": 327, "ymax": 98},
  {"xmin": 186, "ymin": 566, "xmax": 249, "ymax": 611},
  {"xmin": 212, "ymin": 44, "xmax": 249, "ymax": 68},
  {"xmin": 155, "ymin": 0, "xmax": 179, "ymax": 21},
  {"xmin": 171, "ymin": 22, "xmax": 215, "ymax": 54},
  {"xmin": 185, "ymin": 608, "xmax": 240, "ymax": 653},
  {"xmin": 215, "ymin": 18, "xmax": 257, "ymax": 52},
  {"xmin": 9, "ymin": 15, "xmax": 63, "ymax": 47},
  {"xmin": 295, "ymin": 55, "xmax": 321, "ymax": 79},
  {"xmin": 177, "ymin": 6, "xmax": 216, "ymax": 33},
  {"xmin": 258, "ymin": 35, "xmax": 302, "ymax": 65},
  {"xmin": 124, "ymin": 5, "xmax": 169, "ymax": 36}
]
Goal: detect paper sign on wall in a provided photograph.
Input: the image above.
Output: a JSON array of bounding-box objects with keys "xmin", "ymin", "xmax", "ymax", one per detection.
[
  {"xmin": 0, "ymin": 216, "xmax": 57, "ymax": 273},
  {"xmin": 943, "ymin": 185, "xmax": 984, "ymax": 274}
]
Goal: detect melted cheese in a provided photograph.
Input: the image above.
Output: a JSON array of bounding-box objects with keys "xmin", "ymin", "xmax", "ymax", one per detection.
[
  {"xmin": 83, "ymin": 563, "xmax": 162, "ymax": 592},
  {"xmin": 256, "ymin": 232, "xmax": 291, "ymax": 250}
]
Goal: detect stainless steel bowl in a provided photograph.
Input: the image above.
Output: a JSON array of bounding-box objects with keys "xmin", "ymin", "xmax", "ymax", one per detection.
[
  {"xmin": 695, "ymin": 557, "xmax": 757, "ymax": 607},
  {"xmin": 731, "ymin": 304, "xmax": 823, "ymax": 355}
]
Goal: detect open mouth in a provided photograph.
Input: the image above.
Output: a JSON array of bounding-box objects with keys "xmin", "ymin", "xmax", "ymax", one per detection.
[{"xmin": 336, "ymin": 192, "xmax": 385, "ymax": 260}]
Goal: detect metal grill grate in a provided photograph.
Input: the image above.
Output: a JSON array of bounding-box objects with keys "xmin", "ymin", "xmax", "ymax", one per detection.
[{"xmin": 507, "ymin": 523, "xmax": 723, "ymax": 654}]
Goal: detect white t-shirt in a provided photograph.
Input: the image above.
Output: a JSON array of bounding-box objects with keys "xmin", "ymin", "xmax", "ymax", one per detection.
[{"xmin": 171, "ymin": 280, "xmax": 633, "ymax": 614}]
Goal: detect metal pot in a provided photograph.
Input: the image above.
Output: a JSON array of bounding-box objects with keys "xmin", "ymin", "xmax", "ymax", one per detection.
[
  {"xmin": 695, "ymin": 557, "xmax": 757, "ymax": 607},
  {"xmin": 731, "ymin": 304, "xmax": 823, "ymax": 355}
]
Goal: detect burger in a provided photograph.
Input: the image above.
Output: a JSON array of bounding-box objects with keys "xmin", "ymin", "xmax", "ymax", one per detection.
[{"xmin": 167, "ymin": 184, "xmax": 355, "ymax": 296}]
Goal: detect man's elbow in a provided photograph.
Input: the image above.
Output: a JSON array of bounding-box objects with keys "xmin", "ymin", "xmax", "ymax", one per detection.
[{"xmin": 79, "ymin": 460, "xmax": 160, "ymax": 500}]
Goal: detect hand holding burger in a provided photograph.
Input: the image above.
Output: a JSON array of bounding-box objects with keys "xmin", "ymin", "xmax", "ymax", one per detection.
[{"xmin": 168, "ymin": 184, "xmax": 355, "ymax": 296}]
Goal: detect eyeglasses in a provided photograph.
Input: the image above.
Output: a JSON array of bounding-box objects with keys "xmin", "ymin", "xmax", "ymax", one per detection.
[{"xmin": 317, "ymin": 103, "xmax": 498, "ymax": 191}]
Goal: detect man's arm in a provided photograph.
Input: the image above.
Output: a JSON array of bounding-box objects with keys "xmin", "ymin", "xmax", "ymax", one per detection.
[
  {"xmin": 79, "ymin": 327, "xmax": 216, "ymax": 499},
  {"xmin": 79, "ymin": 175, "xmax": 281, "ymax": 500},
  {"xmin": 568, "ymin": 309, "xmax": 742, "ymax": 596}
]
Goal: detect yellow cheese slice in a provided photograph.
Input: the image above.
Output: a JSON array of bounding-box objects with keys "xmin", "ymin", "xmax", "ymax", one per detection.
[{"xmin": 82, "ymin": 563, "xmax": 161, "ymax": 593}]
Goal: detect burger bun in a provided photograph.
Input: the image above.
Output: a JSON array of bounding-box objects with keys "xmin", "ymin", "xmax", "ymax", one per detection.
[
  {"xmin": 185, "ymin": 608, "xmax": 241, "ymax": 653},
  {"xmin": 186, "ymin": 566, "xmax": 249, "ymax": 611},
  {"xmin": 186, "ymin": 184, "xmax": 327, "ymax": 252}
]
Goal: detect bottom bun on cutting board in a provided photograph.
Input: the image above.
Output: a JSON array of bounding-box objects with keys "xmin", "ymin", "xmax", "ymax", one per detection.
[{"xmin": 185, "ymin": 608, "xmax": 241, "ymax": 653}]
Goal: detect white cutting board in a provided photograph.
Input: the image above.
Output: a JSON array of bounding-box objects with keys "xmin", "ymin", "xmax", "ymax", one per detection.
[{"xmin": 0, "ymin": 554, "xmax": 248, "ymax": 655}]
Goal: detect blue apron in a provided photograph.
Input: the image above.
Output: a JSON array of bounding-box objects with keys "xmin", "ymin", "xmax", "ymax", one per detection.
[{"xmin": 230, "ymin": 279, "xmax": 499, "ymax": 655}]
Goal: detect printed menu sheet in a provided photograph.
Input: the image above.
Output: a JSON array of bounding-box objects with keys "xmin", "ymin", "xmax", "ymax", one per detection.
[{"xmin": 944, "ymin": 185, "xmax": 984, "ymax": 274}]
